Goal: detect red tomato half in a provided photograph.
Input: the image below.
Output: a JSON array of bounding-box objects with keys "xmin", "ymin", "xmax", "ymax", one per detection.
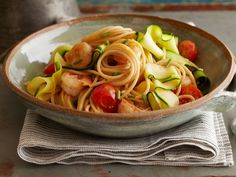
[
  {"xmin": 179, "ymin": 97, "xmax": 192, "ymax": 105},
  {"xmin": 91, "ymin": 84, "xmax": 120, "ymax": 113},
  {"xmin": 43, "ymin": 63, "xmax": 55, "ymax": 75},
  {"xmin": 179, "ymin": 84, "xmax": 203, "ymax": 104},
  {"xmin": 178, "ymin": 40, "xmax": 198, "ymax": 62}
]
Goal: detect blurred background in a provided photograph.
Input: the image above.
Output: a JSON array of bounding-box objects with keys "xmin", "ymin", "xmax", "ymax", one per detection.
[{"xmin": 1, "ymin": 0, "xmax": 236, "ymax": 57}]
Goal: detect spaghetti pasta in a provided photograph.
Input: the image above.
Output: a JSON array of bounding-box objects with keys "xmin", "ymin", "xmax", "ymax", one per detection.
[{"xmin": 26, "ymin": 25, "xmax": 209, "ymax": 113}]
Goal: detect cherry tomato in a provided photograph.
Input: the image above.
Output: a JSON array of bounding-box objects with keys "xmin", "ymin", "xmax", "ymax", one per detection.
[
  {"xmin": 91, "ymin": 84, "xmax": 120, "ymax": 113},
  {"xmin": 179, "ymin": 97, "xmax": 192, "ymax": 105},
  {"xmin": 43, "ymin": 63, "xmax": 55, "ymax": 75},
  {"xmin": 179, "ymin": 84, "xmax": 203, "ymax": 104},
  {"xmin": 178, "ymin": 40, "xmax": 198, "ymax": 62}
]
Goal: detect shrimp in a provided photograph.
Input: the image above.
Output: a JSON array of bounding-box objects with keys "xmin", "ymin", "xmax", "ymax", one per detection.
[
  {"xmin": 64, "ymin": 42, "xmax": 93, "ymax": 68},
  {"xmin": 117, "ymin": 99, "xmax": 143, "ymax": 113},
  {"xmin": 61, "ymin": 72, "xmax": 92, "ymax": 97}
]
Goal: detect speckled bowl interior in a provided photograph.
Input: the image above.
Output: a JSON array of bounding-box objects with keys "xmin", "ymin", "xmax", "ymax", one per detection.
[{"xmin": 2, "ymin": 14, "xmax": 235, "ymax": 137}]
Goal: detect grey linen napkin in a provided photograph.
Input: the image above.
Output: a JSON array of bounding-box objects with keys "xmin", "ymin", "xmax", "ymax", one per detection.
[{"xmin": 17, "ymin": 110, "xmax": 233, "ymax": 166}]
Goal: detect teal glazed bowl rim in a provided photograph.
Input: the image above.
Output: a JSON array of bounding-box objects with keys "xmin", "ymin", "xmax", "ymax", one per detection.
[{"xmin": 2, "ymin": 14, "xmax": 236, "ymax": 122}]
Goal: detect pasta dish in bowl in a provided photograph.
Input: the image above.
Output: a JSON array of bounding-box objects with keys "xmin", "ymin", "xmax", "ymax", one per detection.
[
  {"xmin": 2, "ymin": 14, "xmax": 236, "ymax": 137},
  {"xmin": 26, "ymin": 25, "xmax": 209, "ymax": 113}
]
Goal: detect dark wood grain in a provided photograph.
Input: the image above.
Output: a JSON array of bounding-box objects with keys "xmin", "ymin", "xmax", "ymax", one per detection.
[{"xmin": 79, "ymin": 3, "xmax": 236, "ymax": 13}]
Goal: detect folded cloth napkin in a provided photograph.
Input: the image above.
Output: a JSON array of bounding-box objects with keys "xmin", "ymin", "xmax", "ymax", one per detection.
[{"xmin": 17, "ymin": 110, "xmax": 233, "ymax": 166}]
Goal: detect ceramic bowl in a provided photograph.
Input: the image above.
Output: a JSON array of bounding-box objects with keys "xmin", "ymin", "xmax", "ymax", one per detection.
[{"xmin": 2, "ymin": 14, "xmax": 236, "ymax": 138}]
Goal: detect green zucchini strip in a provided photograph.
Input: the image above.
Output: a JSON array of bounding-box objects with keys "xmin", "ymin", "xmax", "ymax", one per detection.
[{"xmin": 193, "ymin": 69, "xmax": 211, "ymax": 94}]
